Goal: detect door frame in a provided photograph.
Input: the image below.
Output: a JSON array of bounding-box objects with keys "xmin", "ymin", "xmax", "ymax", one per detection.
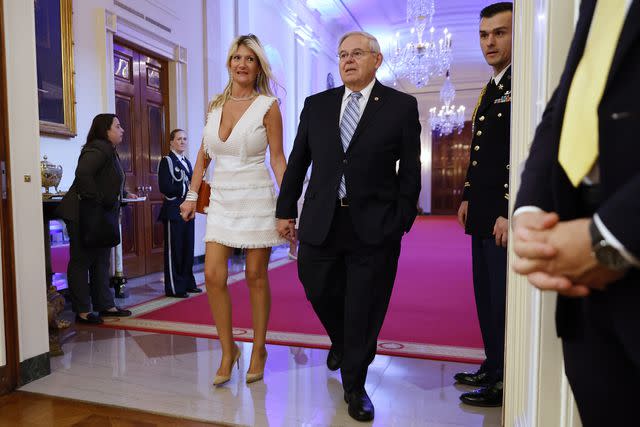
[
  {"xmin": 0, "ymin": 0, "xmax": 20, "ymax": 395},
  {"xmin": 113, "ymin": 37, "xmax": 171, "ymax": 277},
  {"xmin": 101, "ymin": 9, "xmax": 188, "ymax": 130}
]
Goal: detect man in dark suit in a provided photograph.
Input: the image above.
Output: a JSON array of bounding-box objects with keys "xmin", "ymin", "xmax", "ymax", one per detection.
[
  {"xmin": 276, "ymin": 31, "xmax": 421, "ymax": 422},
  {"xmin": 454, "ymin": 2, "xmax": 512, "ymax": 407},
  {"xmin": 513, "ymin": 1, "xmax": 640, "ymax": 425},
  {"xmin": 158, "ymin": 129, "xmax": 201, "ymax": 298}
]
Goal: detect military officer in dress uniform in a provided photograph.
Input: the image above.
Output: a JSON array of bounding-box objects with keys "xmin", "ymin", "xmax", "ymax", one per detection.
[
  {"xmin": 454, "ymin": 2, "xmax": 512, "ymax": 407},
  {"xmin": 158, "ymin": 129, "xmax": 202, "ymax": 298}
]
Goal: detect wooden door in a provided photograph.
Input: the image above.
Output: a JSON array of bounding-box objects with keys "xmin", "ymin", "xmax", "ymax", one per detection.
[
  {"xmin": 0, "ymin": 0, "xmax": 19, "ymax": 395},
  {"xmin": 113, "ymin": 41, "xmax": 168, "ymax": 277},
  {"xmin": 431, "ymin": 122, "xmax": 472, "ymax": 214}
]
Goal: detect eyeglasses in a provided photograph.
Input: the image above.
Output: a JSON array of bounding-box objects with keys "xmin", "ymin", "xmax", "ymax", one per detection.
[{"xmin": 337, "ymin": 49, "xmax": 376, "ymax": 61}]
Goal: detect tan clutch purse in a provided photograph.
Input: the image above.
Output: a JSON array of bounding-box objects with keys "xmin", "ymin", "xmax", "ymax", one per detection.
[{"xmin": 195, "ymin": 151, "xmax": 212, "ymax": 215}]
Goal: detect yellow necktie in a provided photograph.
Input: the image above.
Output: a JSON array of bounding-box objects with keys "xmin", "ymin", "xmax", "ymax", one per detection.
[{"xmin": 558, "ymin": 0, "xmax": 627, "ymax": 187}]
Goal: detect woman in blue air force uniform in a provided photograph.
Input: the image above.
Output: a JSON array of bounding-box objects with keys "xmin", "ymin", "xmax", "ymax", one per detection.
[{"xmin": 158, "ymin": 129, "xmax": 201, "ymax": 297}]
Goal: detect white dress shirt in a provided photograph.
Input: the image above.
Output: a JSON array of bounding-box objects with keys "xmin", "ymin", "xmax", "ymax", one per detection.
[
  {"xmin": 171, "ymin": 149, "xmax": 189, "ymax": 171},
  {"xmin": 340, "ymin": 78, "xmax": 376, "ymax": 123},
  {"xmin": 493, "ymin": 64, "xmax": 511, "ymax": 85}
]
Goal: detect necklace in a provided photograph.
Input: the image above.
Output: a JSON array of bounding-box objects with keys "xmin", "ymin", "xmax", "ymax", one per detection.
[{"xmin": 229, "ymin": 93, "xmax": 257, "ymax": 101}]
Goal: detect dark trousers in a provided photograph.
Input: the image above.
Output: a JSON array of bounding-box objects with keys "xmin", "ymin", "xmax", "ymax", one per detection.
[
  {"xmin": 562, "ymin": 279, "xmax": 640, "ymax": 427},
  {"xmin": 163, "ymin": 218, "xmax": 196, "ymax": 295},
  {"xmin": 65, "ymin": 220, "xmax": 115, "ymax": 313},
  {"xmin": 298, "ymin": 204, "xmax": 401, "ymax": 393},
  {"xmin": 471, "ymin": 236, "xmax": 507, "ymax": 381}
]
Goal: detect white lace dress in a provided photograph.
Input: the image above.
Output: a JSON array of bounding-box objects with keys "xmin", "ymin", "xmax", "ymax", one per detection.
[{"xmin": 202, "ymin": 95, "xmax": 287, "ymax": 248}]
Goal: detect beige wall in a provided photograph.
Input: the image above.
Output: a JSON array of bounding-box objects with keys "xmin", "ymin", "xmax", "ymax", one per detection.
[{"xmin": 3, "ymin": 0, "xmax": 49, "ymax": 362}]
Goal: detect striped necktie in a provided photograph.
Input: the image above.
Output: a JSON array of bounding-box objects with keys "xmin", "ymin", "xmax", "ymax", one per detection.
[
  {"xmin": 338, "ymin": 91, "xmax": 362, "ymax": 198},
  {"xmin": 558, "ymin": 0, "xmax": 627, "ymax": 186}
]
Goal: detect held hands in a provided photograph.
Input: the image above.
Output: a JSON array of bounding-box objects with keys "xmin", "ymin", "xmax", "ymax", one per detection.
[
  {"xmin": 277, "ymin": 218, "xmax": 296, "ymax": 242},
  {"xmin": 180, "ymin": 200, "xmax": 196, "ymax": 222},
  {"xmin": 512, "ymin": 211, "xmax": 623, "ymax": 297},
  {"xmin": 493, "ymin": 216, "xmax": 509, "ymax": 247}
]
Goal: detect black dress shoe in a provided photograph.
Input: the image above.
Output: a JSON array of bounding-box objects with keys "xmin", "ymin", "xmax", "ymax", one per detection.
[
  {"xmin": 454, "ymin": 369, "xmax": 492, "ymax": 387},
  {"xmin": 344, "ymin": 390, "xmax": 374, "ymax": 422},
  {"xmin": 76, "ymin": 313, "xmax": 103, "ymax": 324},
  {"xmin": 460, "ymin": 381, "xmax": 503, "ymax": 407},
  {"xmin": 100, "ymin": 307, "xmax": 132, "ymax": 317},
  {"xmin": 326, "ymin": 347, "xmax": 343, "ymax": 371},
  {"xmin": 166, "ymin": 292, "xmax": 189, "ymax": 298},
  {"xmin": 186, "ymin": 287, "xmax": 203, "ymax": 293}
]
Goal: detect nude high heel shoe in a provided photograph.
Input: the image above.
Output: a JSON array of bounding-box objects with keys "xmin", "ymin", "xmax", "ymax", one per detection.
[
  {"xmin": 212, "ymin": 345, "xmax": 241, "ymax": 386},
  {"xmin": 246, "ymin": 350, "xmax": 268, "ymax": 384}
]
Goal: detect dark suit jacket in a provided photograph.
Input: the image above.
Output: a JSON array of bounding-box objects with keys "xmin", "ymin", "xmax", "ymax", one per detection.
[
  {"xmin": 56, "ymin": 139, "xmax": 124, "ymax": 222},
  {"xmin": 515, "ymin": 0, "xmax": 640, "ymax": 337},
  {"xmin": 463, "ymin": 67, "xmax": 511, "ymax": 237},
  {"xmin": 158, "ymin": 151, "xmax": 192, "ymax": 221},
  {"xmin": 276, "ymin": 80, "xmax": 422, "ymax": 246}
]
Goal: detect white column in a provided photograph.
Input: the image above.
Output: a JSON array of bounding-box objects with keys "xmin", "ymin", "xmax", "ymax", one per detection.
[
  {"xmin": 204, "ymin": 0, "xmax": 238, "ymax": 107},
  {"xmin": 505, "ymin": 0, "xmax": 581, "ymax": 426},
  {"xmin": 101, "ymin": 10, "xmax": 117, "ymax": 113},
  {"xmin": 418, "ymin": 119, "xmax": 431, "ymax": 213},
  {"xmin": 169, "ymin": 46, "xmax": 188, "ymax": 131}
]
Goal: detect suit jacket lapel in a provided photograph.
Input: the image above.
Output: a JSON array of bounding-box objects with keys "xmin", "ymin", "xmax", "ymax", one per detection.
[
  {"xmin": 605, "ymin": 0, "xmax": 640, "ymax": 90},
  {"xmin": 347, "ymin": 80, "xmax": 386, "ymax": 152}
]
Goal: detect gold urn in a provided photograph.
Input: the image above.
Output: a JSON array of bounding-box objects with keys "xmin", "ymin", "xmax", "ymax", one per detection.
[{"xmin": 40, "ymin": 155, "xmax": 63, "ymax": 194}]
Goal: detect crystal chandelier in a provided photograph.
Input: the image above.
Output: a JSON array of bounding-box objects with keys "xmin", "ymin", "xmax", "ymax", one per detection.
[
  {"xmin": 388, "ymin": 0, "xmax": 453, "ymax": 88},
  {"xmin": 429, "ymin": 71, "xmax": 465, "ymax": 136}
]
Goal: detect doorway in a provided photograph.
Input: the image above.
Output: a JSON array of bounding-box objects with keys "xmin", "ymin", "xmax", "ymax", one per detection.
[
  {"xmin": 113, "ymin": 40, "xmax": 169, "ymax": 277},
  {"xmin": 430, "ymin": 122, "xmax": 472, "ymax": 214}
]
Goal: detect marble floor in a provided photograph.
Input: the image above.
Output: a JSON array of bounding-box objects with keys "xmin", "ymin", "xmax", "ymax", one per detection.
[{"xmin": 22, "ymin": 248, "xmax": 502, "ymax": 427}]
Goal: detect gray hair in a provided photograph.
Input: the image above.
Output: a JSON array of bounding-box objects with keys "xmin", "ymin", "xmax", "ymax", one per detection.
[{"xmin": 338, "ymin": 31, "xmax": 381, "ymax": 54}]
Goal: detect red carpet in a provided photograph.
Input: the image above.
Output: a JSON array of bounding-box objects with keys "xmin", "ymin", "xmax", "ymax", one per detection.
[{"xmin": 110, "ymin": 217, "xmax": 483, "ymax": 362}]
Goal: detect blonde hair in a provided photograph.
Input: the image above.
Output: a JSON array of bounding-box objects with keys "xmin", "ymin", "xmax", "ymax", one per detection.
[{"xmin": 209, "ymin": 34, "xmax": 279, "ymax": 110}]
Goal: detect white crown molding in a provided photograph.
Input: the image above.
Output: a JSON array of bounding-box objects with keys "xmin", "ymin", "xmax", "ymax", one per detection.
[
  {"xmin": 143, "ymin": 0, "xmax": 180, "ymax": 19},
  {"xmin": 107, "ymin": 8, "xmax": 186, "ymax": 63}
]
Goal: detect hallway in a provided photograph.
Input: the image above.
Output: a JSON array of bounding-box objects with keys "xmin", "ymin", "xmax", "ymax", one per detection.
[{"xmin": 19, "ymin": 261, "xmax": 500, "ymax": 426}]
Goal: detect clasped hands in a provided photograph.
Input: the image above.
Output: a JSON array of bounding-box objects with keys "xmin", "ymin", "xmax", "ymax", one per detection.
[
  {"xmin": 512, "ymin": 211, "xmax": 624, "ymax": 297},
  {"xmin": 179, "ymin": 200, "xmax": 196, "ymax": 222},
  {"xmin": 276, "ymin": 218, "xmax": 296, "ymax": 242}
]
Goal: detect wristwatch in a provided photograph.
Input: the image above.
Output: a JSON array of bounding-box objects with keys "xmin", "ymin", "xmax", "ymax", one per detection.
[{"xmin": 589, "ymin": 220, "xmax": 632, "ymax": 271}]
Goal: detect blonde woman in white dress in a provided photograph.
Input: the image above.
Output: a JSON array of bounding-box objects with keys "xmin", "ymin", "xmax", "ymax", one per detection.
[{"xmin": 180, "ymin": 34, "xmax": 287, "ymax": 386}]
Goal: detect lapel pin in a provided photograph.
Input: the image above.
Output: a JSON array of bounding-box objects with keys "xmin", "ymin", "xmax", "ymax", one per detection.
[
  {"xmin": 498, "ymin": 84, "xmax": 504, "ymax": 90},
  {"xmin": 374, "ymin": 97, "xmax": 379, "ymax": 101}
]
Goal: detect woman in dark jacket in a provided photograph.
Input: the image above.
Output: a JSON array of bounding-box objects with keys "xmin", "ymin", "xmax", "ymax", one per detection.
[{"xmin": 56, "ymin": 113, "xmax": 134, "ymax": 324}]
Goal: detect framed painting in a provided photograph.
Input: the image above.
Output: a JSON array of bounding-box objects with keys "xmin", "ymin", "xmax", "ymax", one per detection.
[{"xmin": 34, "ymin": 0, "xmax": 76, "ymax": 137}]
